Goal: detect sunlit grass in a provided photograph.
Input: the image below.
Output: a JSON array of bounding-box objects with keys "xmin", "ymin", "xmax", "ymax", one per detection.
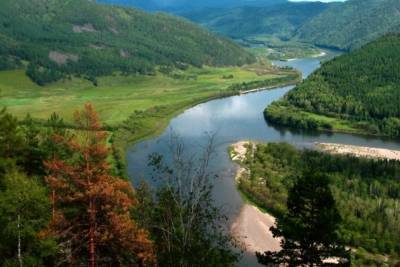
[{"xmin": 0, "ymin": 65, "xmax": 293, "ymax": 126}]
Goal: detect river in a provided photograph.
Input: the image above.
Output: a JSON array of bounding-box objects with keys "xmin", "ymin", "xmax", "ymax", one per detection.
[{"xmin": 126, "ymin": 55, "xmax": 400, "ymax": 266}]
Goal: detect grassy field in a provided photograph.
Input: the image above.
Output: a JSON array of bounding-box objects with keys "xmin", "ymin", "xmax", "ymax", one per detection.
[
  {"xmin": 0, "ymin": 64, "xmax": 299, "ymax": 157},
  {"xmin": 241, "ymin": 35, "xmax": 322, "ymax": 60},
  {"xmin": 0, "ymin": 64, "xmax": 296, "ymax": 125}
]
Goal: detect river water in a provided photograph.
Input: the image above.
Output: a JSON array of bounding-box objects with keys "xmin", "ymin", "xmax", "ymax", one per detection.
[{"xmin": 126, "ymin": 56, "xmax": 400, "ymax": 266}]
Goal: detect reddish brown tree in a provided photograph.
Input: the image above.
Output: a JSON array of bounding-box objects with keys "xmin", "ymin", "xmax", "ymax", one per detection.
[{"xmin": 44, "ymin": 103, "xmax": 155, "ymax": 266}]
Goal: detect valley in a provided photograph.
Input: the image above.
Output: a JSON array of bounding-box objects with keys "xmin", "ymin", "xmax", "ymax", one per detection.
[
  {"xmin": 1, "ymin": 0, "xmax": 400, "ymax": 266},
  {"xmin": 126, "ymin": 56, "xmax": 400, "ymax": 266},
  {"xmin": 0, "ymin": 64, "xmax": 297, "ymax": 126},
  {"xmin": 265, "ymin": 34, "xmax": 400, "ymax": 138}
]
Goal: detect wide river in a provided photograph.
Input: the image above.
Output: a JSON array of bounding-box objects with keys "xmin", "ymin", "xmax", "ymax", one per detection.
[{"xmin": 126, "ymin": 56, "xmax": 400, "ymax": 266}]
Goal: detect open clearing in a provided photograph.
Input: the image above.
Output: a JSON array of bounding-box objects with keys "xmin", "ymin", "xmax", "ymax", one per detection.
[{"xmin": 0, "ymin": 65, "xmax": 294, "ymax": 127}]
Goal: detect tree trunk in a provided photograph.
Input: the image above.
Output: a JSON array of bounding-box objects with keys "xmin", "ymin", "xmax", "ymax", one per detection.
[
  {"xmin": 18, "ymin": 214, "xmax": 22, "ymax": 267},
  {"xmin": 52, "ymin": 189, "xmax": 56, "ymax": 223},
  {"xmin": 88, "ymin": 199, "xmax": 96, "ymax": 267}
]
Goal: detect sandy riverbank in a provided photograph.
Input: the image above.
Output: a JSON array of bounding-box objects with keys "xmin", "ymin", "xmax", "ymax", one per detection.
[
  {"xmin": 285, "ymin": 51, "xmax": 327, "ymax": 62},
  {"xmin": 316, "ymin": 142, "xmax": 400, "ymax": 161},
  {"xmin": 312, "ymin": 51, "xmax": 327, "ymax": 58},
  {"xmin": 229, "ymin": 141, "xmax": 400, "ymax": 255},
  {"xmin": 231, "ymin": 204, "xmax": 281, "ymax": 253},
  {"xmin": 229, "ymin": 141, "xmax": 281, "ymax": 253}
]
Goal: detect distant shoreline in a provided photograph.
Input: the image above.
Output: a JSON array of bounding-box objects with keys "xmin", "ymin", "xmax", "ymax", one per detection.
[
  {"xmin": 316, "ymin": 142, "xmax": 400, "ymax": 161},
  {"xmin": 285, "ymin": 50, "xmax": 327, "ymax": 61}
]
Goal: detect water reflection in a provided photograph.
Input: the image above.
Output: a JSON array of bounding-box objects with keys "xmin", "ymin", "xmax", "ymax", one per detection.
[{"xmin": 126, "ymin": 56, "xmax": 400, "ymax": 267}]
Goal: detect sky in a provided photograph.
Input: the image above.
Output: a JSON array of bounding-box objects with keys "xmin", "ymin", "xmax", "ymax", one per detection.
[{"xmin": 290, "ymin": 0, "xmax": 346, "ymax": 2}]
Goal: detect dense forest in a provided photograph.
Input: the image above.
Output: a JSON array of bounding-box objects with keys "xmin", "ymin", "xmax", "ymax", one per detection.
[
  {"xmin": 0, "ymin": 0, "xmax": 255, "ymax": 85},
  {"xmin": 265, "ymin": 34, "xmax": 400, "ymax": 137},
  {"xmin": 0, "ymin": 104, "xmax": 240, "ymax": 266},
  {"xmin": 238, "ymin": 142, "xmax": 400, "ymax": 266},
  {"xmin": 180, "ymin": 0, "xmax": 400, "ymax": 52},
  {"xmin": 182, "ymin": 2, "xmax": 331, "ymax": 40},
  {"xmin": 296, "ymin": 0, "xmax": 400, "ymax": 50},
  {"xmin": 98, "ymin": 0, "xmax": 286, "ymax": 12}
]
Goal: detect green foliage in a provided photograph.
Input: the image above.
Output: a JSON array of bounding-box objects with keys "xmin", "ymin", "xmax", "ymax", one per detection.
[
  {"xmin": 257, "ymin": 172, "xmax": 349, "ymax": 266},
  {"xmin": 133, "ymin": 138, "xmax": 240, "ymax": 267},
  {"xmin": 245, "ymin": 37, "xmax": 322, "ymax": 61},
  {"xmin": 228, "ymin": 73, "xmax": 300, "ymax": 91},
  {"xmin": 296, "ymin": 0, "xmax": 400, "ymax": 50},
  {"xmin": 26, "ymin": 63, "xmax": 63, "ymax": 86},
  {"xmin": 183, "ymin": 0, "xmax": 400, "ymax": 54},
  {"xmin": 183, "ymin": 2, "xmax": 330, "ymax": 40},
  {"xmin": 0, "ymin": 170, "xmax": 56, "ymax": 267},
  {"xmin": 0, "ymin": 0, "xmax": 255, "ymax": 85},
  {"xmin": 266, "ymin": 34, "xmax": 400, "ymax": 137},
  {"xmin": 0, "ymin": 56, "xmax": 20, "ymax": 71},
  {"xmin": 0, "ymin": 108, "xmax": 26, "ymax": 175},
  {"xmin": 239, "ymin": 142, "xmax": 400, "ymax": 263}
]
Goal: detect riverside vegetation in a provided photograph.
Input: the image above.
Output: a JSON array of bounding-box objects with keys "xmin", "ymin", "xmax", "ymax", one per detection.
[
  {"xmin": 2, "ymin": 0, "xmax": 400, "ymax": 265},
  {"xmin": 0, "ymin": 104, "xmax": 241, "ymax": 266},
  {"xmin": 265, "ymin": 34, "xmax": 400, "ymax": 138},
  {"xmin": 0, "ymin": 0, "xmax": 300, "ymax": 154},
  {"xmin": 0, "ymin": 0, "xmax": 302, "ymax": 265},
  {"xmin": 182, "ymin": 2, "xmax": 331, "ymax": 60},
  {"xmin": 237, "ymin": 142, "xmax": 400, "ymax": 266}
]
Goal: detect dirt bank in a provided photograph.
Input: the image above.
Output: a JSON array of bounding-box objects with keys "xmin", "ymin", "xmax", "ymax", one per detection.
[
  {"xmin": 229, "ymin": 141, "xmax": 281, "ymax": 253},
  {"xmin": 316, "ymin": 143, "xmax": 400, "ymax": 161}
]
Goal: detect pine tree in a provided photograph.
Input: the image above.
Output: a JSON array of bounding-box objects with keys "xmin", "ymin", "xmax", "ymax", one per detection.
[
  {"xmin": 0, "ymin": 170, "xmax": 56, "ymax": 266},
  {"xmin": 257, "ymin": 171, "xmax": 350, "ymax": 266},
  {"xmin": 20, "ymin": 114, "xmax": 46, "ymax": 176},
  {"xmin": 44, "ymin": 103, "xmax": 155, "ymax": 266}
]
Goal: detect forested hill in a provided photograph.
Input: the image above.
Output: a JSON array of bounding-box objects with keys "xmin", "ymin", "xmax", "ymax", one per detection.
[
  {"xmin": 181, "ymin": 2, "xmax": 331, "ymax": 40},
  {"xmin": 98, "ymin": 0, "xmax": 286, "ymax": 12},
  {"xmin": 265, "ymin": 34, "xmax": 400, "ymax": 137},
  {"xmin": 296, "ymin": 0, "xmax": 400, "ymax": 50},
  {"xmin": 0, "ymin": 0, "xmax": 255, "ymax": 85}
]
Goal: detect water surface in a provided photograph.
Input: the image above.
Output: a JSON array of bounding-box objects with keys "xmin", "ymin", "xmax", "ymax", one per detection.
[{"xmin": 126, "ymin": 56, "xmax": 400, "ymax": 266}]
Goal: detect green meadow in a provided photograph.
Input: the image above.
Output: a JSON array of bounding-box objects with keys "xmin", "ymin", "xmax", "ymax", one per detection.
[{"xmin": 0, "ymin": 64, "xmax": 298, "ymax": 145}]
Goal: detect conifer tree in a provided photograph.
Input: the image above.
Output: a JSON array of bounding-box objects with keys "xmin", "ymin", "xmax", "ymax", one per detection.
[
  {"xmin": 44, "ymin": 103, "xmax": 155, "ymax": 266},
  {"xmin": 257, "ymin": 172, "xmax": 350, "ymax": 266}
]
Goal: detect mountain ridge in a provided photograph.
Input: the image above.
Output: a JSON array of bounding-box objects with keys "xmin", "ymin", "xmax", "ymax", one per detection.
[
  {"xmin": 265, "ymin": 33, "xmax": 400, "ymax": 137},
  {"xmin": 296, "ymin": 0, "xmax": 400, "ymax": 50},
  {"xmin": 0, "ymin": 0, "xmax": 255, "ymax": 84},
  {"xmin": 181, "ymin": 2, "xmax": 332, "ymax": 39},
  {"xmin": 98, "ymin": 0, "xmax": 287, "ymax": 12}
]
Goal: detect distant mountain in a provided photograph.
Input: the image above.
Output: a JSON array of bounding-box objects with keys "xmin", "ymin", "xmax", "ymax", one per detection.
[
  {"xmin": 296, "ymin": 0, "xmax": 400, "ymax": 50},
  {"xmin": 182, "ymin": 2, "xmax": 331, "ymax": 39},
  {"xmin": 98, "ymin": 0, "xmax": 287, "ymax": 12},
  {"xmin": 0, "ymin": 0, "xmax": 254, "ymax": 84}
]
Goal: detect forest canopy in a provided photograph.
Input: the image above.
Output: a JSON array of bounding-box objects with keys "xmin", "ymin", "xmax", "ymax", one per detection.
[
  {"xmin": 238, "ymin": 142, "xmax": 400, "ymax": 265},
  {"xmin": 265, "ymin": 34, "xmax": 400, "ymax": 137},
  {"xmin": 0, "ymin": 0, "xmax": 255, "ymax": 84}
]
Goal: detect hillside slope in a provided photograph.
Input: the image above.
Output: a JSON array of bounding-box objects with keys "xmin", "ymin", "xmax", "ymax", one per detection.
[
  {"xmin": 265, "ymin": 34, "xmax": 400, "ymax": 137},
  {"xmin": 296, "ymin": 0, "xmax": 400, "ymax": 50},
  {"xmin": 0, "ymin": 0, "xmax": 255, "ymax": 84},
  {"xmin": 182, "ymin": 2, "xmax": 331, "ymax": 40},
  {"xmin": 98, "ymin": 0, "xmax": 286, "ymax": 12}
]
